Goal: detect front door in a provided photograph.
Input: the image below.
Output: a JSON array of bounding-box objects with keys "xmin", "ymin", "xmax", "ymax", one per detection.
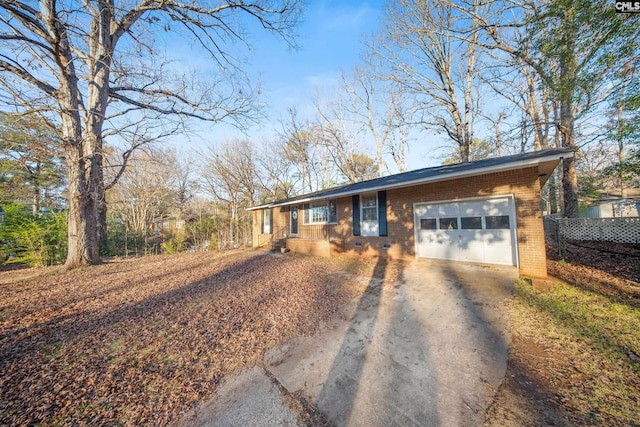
[{"xmin": 291, "ymin": 206, "xmax": 299, "ymax": 235}]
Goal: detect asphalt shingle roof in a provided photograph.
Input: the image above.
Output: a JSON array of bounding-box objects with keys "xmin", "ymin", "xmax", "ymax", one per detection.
[{"xmin": 250, "ymin": 147, "xmax": 574, "ymax": 210}]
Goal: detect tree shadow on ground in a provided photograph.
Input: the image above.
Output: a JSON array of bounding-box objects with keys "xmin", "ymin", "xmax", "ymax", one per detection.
[{"xmin": 315, "ymin": 258, "xmax": 389, "ymax": 425}]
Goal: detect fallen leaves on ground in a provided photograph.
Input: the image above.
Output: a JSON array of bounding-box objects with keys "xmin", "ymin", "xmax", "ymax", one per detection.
[
  {"xmin": 0, "ymin": 250, "xmax": 377, "ymax": 426},
  {"xmin": 547, "ymin": 239, "xmax": 640, "ymax": 305}
]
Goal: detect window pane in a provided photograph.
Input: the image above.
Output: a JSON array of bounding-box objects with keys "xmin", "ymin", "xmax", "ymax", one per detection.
[
  {"xmin": 263, "ymin": 209, "xmax": 272, "ymax": 234},
  {"xmin": 486, "ymin": 215, "xmax": 510, "ymax": 229},
  {"xmin": 312, "ymin": 204, "xmax": 327, "ymax": 223},
  {"xmin": 362, "ymin": 195, "xmax": 377, "ymax": 208},
  {"xmin": 361, "ymin": 194, "xmax": 377, "ymax": 222},
  {"xmin": 328, "ymin": 199, "xmax": 338, "ymax": 223},
  {"xmin": 420, "ymin": 218, "xmax": 437, "ymax": 230},
  {"xmin": 303, "ymin": 203, "xmax": 310, "ymax": 224},
  {"xmin": 362, "ymin": 207, "xmax": 377, "ymax": 221},
  {"xmin": 439, "ymin": 217, "xmax": 458, "ymax": 230},
  {"xmin": 461, "ymin": 216, "xmax": 482, "ymax": 230}
]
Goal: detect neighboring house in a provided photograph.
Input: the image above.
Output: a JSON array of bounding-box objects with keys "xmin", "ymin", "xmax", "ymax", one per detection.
[
  {"xmin": 149, "ymin": 214, "xmax": 195, "ymax": 234},
  {"xmin": 249, "ymin": 148, "xmax": 574, "ymax": 279},
  {"xmin": 0, "ymin": 206, "xmax": 4, "ymax": 224},
  {"xmin": 580, "ymin": 189, "xmax": 640, "ymax": 218}
]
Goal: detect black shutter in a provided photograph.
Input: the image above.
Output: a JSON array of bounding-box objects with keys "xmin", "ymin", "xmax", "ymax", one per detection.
[
  {"xmin": 352, "ymin": 195, "xmax": 360, "ymax": 236},
  {"xmin": 378, "ymin": 190, "xmax": 387, "ymax": 237},
  {"xmin": 269, "ymin": 209, "xmax": 273, "ymax": 234},
  {"xmin": 261, "ymin": 210, "xmax": 265, "ymax": 234}
]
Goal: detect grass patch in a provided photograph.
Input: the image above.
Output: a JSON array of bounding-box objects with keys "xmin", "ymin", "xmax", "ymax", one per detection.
[
  {"xmin": 512, "ymin": 279, "xmax": 640, "ymax": 424},
  {"xmin": 519, "ymin": 280, "xmax": 640, "ymax": 370}
]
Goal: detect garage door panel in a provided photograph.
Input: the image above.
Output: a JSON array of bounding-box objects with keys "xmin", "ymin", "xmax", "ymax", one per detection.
[
  {"xmin": 484, "ymin": 243, "xmax": 514, "ymax": 265},
  {"xmin": 482, "ymin": 229, "xmax": 511, "ymax": 244},
  {"xmin": 417, "ymin": 230, "xmax": 437, "ymax": 258},
  {"xmin": 459, "ymin": 202, "xmax": 484, "ymax": 217},
  {"xmin": 482, "ymin": 199, "xmax": 510, "ymax": 216},
  {"xmin": 459, "ymin": 230, "xmax": 486, "ymax": 262},
  {"xmin": 437, "ymin": 231, "xmax": 457, "ymax": 245},
  {"xmin": 415, "ymin": 197, "xmax": 517, "ymax": 267},
  {"xmin": 459, "ymin": 240, "xmax": 485, "ymax": 262},
  {"xmin": 435, "ymin": 204, "xmax": 459, "ymax": 217},
  {"xmin": 459, "ymin": 229, "xmax": 483, "ymax": 246}
]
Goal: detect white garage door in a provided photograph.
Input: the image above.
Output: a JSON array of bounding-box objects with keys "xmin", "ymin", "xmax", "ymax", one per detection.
[{"xmin": 414, "ymin": 196, "xmax": 518, "ymax": 266}]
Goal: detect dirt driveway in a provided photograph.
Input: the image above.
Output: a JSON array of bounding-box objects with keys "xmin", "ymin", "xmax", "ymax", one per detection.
[{"xmin": 180, "ymin": 258, "xmax": 518, "ymax": 427}]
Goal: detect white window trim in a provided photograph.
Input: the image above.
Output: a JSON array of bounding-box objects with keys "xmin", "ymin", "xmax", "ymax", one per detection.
[
  {"xmin": 360, "ymin": 193, "xmax": 379, "ymax": 237},
  {"xmin": 360, "ymin": 193, "xmax": 378, "ymax": 222},
  {"xmin": 262, "ymin": 208, "xmax": 272, "ymax": 234}
]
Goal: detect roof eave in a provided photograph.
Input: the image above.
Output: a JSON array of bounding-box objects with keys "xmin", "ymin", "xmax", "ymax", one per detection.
[
  {"xmin": 247, "ymin": 151, "xmax": 574, "ymax": 211},
  {"xmin": 246, "ymin": 203, "xmax": 273, "ymax": 212},
  {"xmin": 251, "ymin": 151, "xmax": 572, "ymax": 210}
]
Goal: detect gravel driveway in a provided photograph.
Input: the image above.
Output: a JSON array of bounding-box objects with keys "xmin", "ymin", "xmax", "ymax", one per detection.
[{"xmin": 181, "ymin": 258, "xmax": 518, "ymax": 427}]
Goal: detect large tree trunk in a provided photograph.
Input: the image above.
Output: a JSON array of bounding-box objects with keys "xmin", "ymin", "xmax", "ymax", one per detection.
[
  {"xmin": 558, "ymin": 13, "xmax": 579, "ymax": 219},
  {"xmin": 561, "ymin": 155, "xmax": 579, "ymax": 217},
  {"xmin": 53, "ymin": 37, "xmax": 102, "ymax": 267},
  {"xmin": 559, "ymin": 98, "xmax": 579, "ymax": 217},
  {"xmin": 459, "ymin": 140, "xmax": 471, "ymax": 163},
  {"xmin": 64, "ymin": 142, "xmax": 101, "ymax": 268},
  {"xmin": 97, "ymin": 192, "xmax": 107, "ymax": 254},
  {"xmin": 88, "ymin": 9, "xmax": 113, "ymax": 255}
]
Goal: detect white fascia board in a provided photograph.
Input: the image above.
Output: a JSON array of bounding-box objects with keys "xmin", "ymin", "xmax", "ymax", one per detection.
[
  {"xmin": 247, "ymin": 195, "xmax": 322, "ymax": 210},
  {"xmin": 255, "ymin": 152, "xmax": 571, "ymax": 210},
  {"xmin": 246, "ymin": 203, "xmax": 273, "ymax": 211}
]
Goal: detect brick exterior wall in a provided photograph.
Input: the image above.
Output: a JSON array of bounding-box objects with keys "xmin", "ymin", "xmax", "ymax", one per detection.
[
  {"xmin": 252, "ymin": 206, "xmax": 288, "ymax": 248},
  {"xmin": 254, "ymin": 166, "xmax": 548, "ymax": 278},
  {"xmin": 286, "ymin": 239, "xmax": 330, "ymax": 257}
]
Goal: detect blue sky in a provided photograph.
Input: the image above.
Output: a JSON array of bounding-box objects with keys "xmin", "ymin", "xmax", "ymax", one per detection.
[
  {"xmin": 249, "ymin": 0, "xmax": 383, "ymax": 116},
  {"xmin": 168, "ymin": 0, "xmax": 441, "ymax": 170}
]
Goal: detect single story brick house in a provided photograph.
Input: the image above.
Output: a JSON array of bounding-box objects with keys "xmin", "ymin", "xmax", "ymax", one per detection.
[{"xmin": 249, "ymin": 148, "xmax": 574, "ymax": 278}]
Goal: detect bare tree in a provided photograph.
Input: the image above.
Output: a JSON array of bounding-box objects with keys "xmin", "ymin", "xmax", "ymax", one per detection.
[
  {"xmin": 107, "ymin": 147, "xmax": 177, "ymax": 238},
  {"xmin": 339, "ymin": 66, "xmax": 412, "ymax": 176},
  {"xmin": 466, "ymin": 0, "xmax": 639, "ymax": 217},
  {"xmin": 171, "ymin": 154, "xmax": 199, "ymax": 214},
  {"xmin": 279, "ymin": 108, "xmax": 335, "ymax": 192},
  {"xmin": 199, "ymin": 139, "xmax": 258, "ymax": 248},
  {"xmin": 482, "ymin": 53, "xmax": 557, "ymax": 153},
  {"xmin": 313, "ymin": 89, "xmax": 370, "ymax": 183},
  {"xmin": 387, "ymin": 99, "xmax": 413, "ymax": 173},
  {"xmin": 255, "ymin": 139, "xmax": 297, "ymax": 203},
  {"xmin": 371, "ymin": 0, "xmax": 491, "ymax": 162},
  {"xmin": 0, "ymin": 0, "xmax": 302, "ymax": 267}
]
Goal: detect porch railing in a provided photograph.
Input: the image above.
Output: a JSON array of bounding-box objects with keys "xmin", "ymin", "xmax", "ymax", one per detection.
[
  {"xmin": 270, "ymin": 226, "xmax": 288, "ymax": 249},
  {"xmin": 255, "ymin": 226, "xmax": 288, "ymax": 249},
  {"xmin": 292, "ymin": 223, "xmax": 344, "ymax": 241}
]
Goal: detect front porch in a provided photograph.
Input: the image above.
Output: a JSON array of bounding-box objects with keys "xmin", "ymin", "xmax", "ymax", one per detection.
[{"xmin": 255, "ymin": 221, "xmax": 346, "ymax": 258}]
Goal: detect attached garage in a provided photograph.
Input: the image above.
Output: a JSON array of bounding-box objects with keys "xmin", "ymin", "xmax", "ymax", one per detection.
[{"xmin": 414, "ymin": 196, "xmax": 518, "ymax": 266}]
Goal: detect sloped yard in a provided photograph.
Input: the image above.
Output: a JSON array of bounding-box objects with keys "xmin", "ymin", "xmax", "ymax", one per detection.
[
  {"xmin": 3, "ymin": 243, "xmax": 639, "ymax": 426},
  {"xmin": 0, "ymin": 250, "xmax": 374, "ymax": 426},
  {"xmin": 486, "ymin": 241, "xmax": 640, "ymax": 426}
]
